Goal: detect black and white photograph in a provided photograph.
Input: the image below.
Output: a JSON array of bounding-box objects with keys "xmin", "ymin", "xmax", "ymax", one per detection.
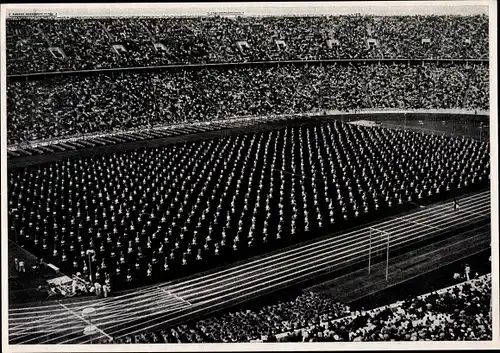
[{"xmin": 0, "ymin": 1, "xmax": 498, "ymax": 350}]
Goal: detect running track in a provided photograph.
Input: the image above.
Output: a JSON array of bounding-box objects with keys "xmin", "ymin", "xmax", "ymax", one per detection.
[{"xmin": 8, "ymin": 191, "xmax": 490, "ymax": 344}]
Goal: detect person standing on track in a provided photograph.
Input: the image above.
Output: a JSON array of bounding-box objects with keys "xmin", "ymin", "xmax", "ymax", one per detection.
[
  {"xmin": 102, "ymin": 283, "xmax": 109, "ymax": 298},
  {"xmin": 72, "ymin": 278, "xmax": 78, "ymax": 295},
  {"xmin": 18, "ymin": 258, "xmax": 26, "ymax": 273},
  {"xmin": 453, "ymin": 198, "xmax": 461, "ymax": 210},
  {"xmin": 94, "ymin": 281, "xmax": 102, "ymax": 297},
  {"xmin": 465, "ymin": 263, "xmax": 471, "ymax": 281}
]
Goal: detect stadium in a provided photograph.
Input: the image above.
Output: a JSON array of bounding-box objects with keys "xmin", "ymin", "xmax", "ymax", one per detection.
[{"xmin": 4, "ymin": 3, "xmax": 493, "ymax": 345}]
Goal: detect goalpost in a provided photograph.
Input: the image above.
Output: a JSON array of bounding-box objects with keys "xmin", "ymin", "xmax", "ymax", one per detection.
[{"xmin": 367, "ymin": 227, "xmax": 391, "ymax": 281}]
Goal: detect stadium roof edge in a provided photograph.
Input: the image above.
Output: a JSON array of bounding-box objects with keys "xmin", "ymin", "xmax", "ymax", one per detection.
[{"xmin": 6, "ymin": 13, "xmax": 490, "ymax": 19}]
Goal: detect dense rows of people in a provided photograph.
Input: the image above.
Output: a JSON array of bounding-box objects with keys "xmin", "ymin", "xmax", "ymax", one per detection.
[
  {"xmin": 111, "ymin": 274, "xmax": 491, "ymax": 343},
  {"xmin": 6, "ymin": 15, "xmax": 488, "ymax": 74},
  {"xmin": 282, "ymin": 274, "xmax": 492, "ymax": 342},
  {"xmin": 7, "ymin": 62, "xmax": 489, "ymax": 144},
  {"xmin": 114, "ymin": 292, "xmax": 351, "ymax": 343},
  {"xmin": 8, "ymin": 121, "xmax": 490, "ymax": 290}
]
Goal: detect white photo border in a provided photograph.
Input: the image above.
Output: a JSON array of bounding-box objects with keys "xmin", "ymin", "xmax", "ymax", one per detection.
[{"xmin": 1, "ymin": 1, "xmax": 498, "ymax": 351}]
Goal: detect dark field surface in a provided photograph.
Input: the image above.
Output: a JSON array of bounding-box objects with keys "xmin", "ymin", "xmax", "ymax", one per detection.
[
  {"xmin": 7, "ymin": 241, "xmax": 63, "ymax": 303},
  {"xmin": 378, "ymin": 119, "xmax": 488, "ymax": 141},
  {"xmin": 7, "ymin": 113, "xmax": 491, "ymax": 342},
  {"xmin": 8, "ymin": 113, "xmax": 490, "ymax": 296}
]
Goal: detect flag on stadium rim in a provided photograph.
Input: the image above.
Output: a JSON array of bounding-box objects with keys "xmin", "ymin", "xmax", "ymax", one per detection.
[
  {"xmin": 112, "ymin": 44, "xmax": 127, "ymax": 54},
  {"xmin": 366, "ymin": 38, "xmax": 378, "ymax": 48},
  {"xmin": 153, "ymin": 43, "xmax": 167, "ymax": 52},
  {"xmin": 275, "ymin": 40, "xmax": 287, "ymax": 50},
  {"xmin": 326, "ymin": 39, "xmax": 339, "ymax": 49},
  {"xmin": 236, "ymin": 40, "xmax": 250, "ymax": 52},
  {"xmin": 49, "ymin": 47, "xmax": 66, "ymax": 59}
]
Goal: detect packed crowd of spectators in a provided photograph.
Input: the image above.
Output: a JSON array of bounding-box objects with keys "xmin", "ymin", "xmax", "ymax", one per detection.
[
  {"xmin": 282, "ymin": 274, "xmax": 492, "ymax": 342},
  {"xmin": 7, "ymin": 62, "xmax": 489, "ymax": 144},
  {"xmin": 6, "ymin": 15, "xmax": 488, "ymax": 74},
  {"xmin": 111, "ymin": 274, "xmax": 491, "ymax": 343}
]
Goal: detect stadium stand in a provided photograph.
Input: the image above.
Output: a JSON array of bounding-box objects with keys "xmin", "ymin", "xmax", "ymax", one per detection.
[
  {"xmin": 280, "ymin": 274, "xmax": 492, "ymax": 342},
  {"xmin": 6, "ymin": 15, "xmax": 488, "ymax": 74},
  {"xmin": 7, "ymin": 62, "xmax": 489, "ymax": 144}
]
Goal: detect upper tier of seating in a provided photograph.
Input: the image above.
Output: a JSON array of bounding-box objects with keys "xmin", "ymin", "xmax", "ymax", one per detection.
[
  {"xmin": 6, "ymin": 14, "xmax": 488, "ymax": 74},
  {"xmin": 7, "ymin": 62, "xmax": 489, "ymax": 145}
]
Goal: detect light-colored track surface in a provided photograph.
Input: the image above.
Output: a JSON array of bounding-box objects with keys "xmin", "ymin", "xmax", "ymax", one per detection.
[{"xmin": 8, "ymin": 191, "xmax": 490, "ymax": 344}]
